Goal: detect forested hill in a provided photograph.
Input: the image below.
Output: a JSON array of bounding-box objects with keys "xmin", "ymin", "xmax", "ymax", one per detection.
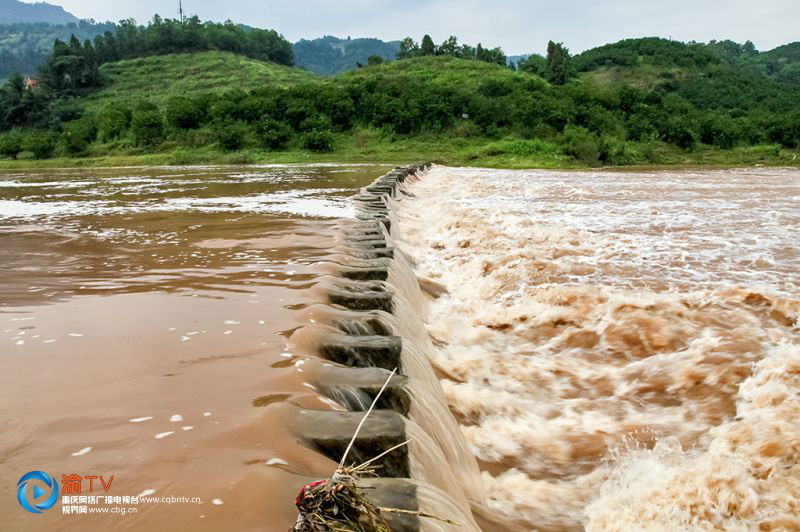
[
  {"xmin": 0, "ymin": 0, "xmax": 78, "ymax": 24},
  {"xmin": 1, "ymin": 22, "xmax": 798, "ymax": 167},
  {"xmin": 0, "ymin": 18, "xmax": 293, "ymax": 81},
  {"xmin": 571, "ymin": 37, "xmax": 800, "ymax": 85},
  {"xmin": 0, "ymin": 21, "xmax": 115, "ymax": 79},
  {"xmin": 293, "ymin": 36, "xmax": 400, "ymax": 75}
]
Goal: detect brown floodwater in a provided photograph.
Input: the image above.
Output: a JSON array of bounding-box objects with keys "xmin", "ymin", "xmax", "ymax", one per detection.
[
  {"xmin": 4, "ymin": 163, "xmax": 799, "ymax": 532},
  {"xmin": 0, "ymin": 164, "xmax": 392, "ymax": 531},
  {"xmin": 394, "ymin": 166, "xmax": 800, "ymax": 531}
]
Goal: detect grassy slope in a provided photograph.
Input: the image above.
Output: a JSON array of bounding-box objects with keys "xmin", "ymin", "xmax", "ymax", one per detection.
[
  {"xmin": 82, "ymin": 50, "xmax": 315, "ymax": 113},
  {"xmin": 580, "ymin": 64, "xmax": 690, "ymax": 90},
  {"xmin": 341, "ymin": 55, "xmax": 549, "ymax": 92}
]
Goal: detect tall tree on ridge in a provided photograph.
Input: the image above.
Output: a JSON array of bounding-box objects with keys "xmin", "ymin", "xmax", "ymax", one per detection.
[
  {"xmin": 420, "ymin": 34, "xmax": 435, "ymax": 56},
  {"xmin": 544, "ymin": 40, "xmax": 575, "ymax": 85}
]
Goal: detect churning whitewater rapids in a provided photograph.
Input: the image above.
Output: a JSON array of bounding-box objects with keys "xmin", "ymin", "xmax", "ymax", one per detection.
[{"xmin": 392, "ymin": 166, "xmax": 800, "ymax": 531}]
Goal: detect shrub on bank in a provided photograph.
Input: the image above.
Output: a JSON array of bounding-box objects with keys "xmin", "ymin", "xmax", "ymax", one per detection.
[
  {"xmin": 217, "ymin": 121, "xmax": 248, "ymax": 151},
  {"xmin": 303, "ymin": 130, "xmax": 334, "ymax": 152},
  {"xmin": 255, "ymin": 117, "xmax": 291, "ymax": 150},
  {"xmin": 165, "ymin": 96, "xmax": 206, "ymax": 130},
  {"xmin": 22, "ymin": 131, "xmax": 57, "ymax": 159},
  {"xmin": 131, "ymin": 102, "xmax": 165, "ymax": 146},
  {"xmin": 562, "ymin": 125, "xmax": 601, "ymax": 165},
  {"xmin": 98, "ymin": 104, "xmax": 131, "ymax": 141},
  {"xmin": 0, "ymin": 130, "xmax": 23, "ymax": 159},
  {"xmin": 62, "ymin": 118, "xmax": 98, "ymax": 155}
]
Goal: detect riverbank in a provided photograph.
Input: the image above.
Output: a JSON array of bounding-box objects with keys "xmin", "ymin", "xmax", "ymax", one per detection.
[{"xmin": 0, "ymin": 133, "xmax": 797, "ymax": 171}]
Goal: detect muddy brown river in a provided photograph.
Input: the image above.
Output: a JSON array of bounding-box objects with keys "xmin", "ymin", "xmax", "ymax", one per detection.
[{"xmin": 0, "ymin": 164, "xmax": 392, "ymax": 531}]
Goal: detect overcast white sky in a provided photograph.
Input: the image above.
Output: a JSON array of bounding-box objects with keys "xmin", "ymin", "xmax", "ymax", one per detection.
[{"xmin": 30, "ymin": 0, "xmax": 800, "ymax": 54}]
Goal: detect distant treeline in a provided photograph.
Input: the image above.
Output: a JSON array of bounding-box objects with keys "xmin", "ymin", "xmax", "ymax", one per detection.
[
  {"xmin": 94, "ymin": 17, "xmax": 293, "ymax": 66},
  {"xmin": 396, "ymin": 34, "xmax": 507, "ymax": 65},
  {"xmin": 0, "ymin": 16, "xmax": 293, "ymax": 80}
]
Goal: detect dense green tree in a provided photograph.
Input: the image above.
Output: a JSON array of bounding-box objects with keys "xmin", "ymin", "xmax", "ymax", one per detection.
[
  {"xmin": 61, "ymin": 117, "xmax": 97, "ymax": 155},
  {"xmin": 437, "ymin": 36, "xmax": 460, "ymax": 57},
  {"xmin": 302, "ymin": 129, "xmax": 334, "ymax": 152},
  {"xmin": 216, "ymin": 121, "xmax": 248, "ymax": 151},
  {"xmin": 476, "ymin": 44, "xmax": 507, "ymax": 65},
  {"xmin": 562, "ymin": 125, "xmax": 600, "ymax": 164},
  {"xmin": 544, "ymin": 41, "xmax": 575, "ymax": 85},
  {"xmin": 699, "ymin": 113, "xmax": 741, "ymax": 148},
  {"xmin": 130, "ymin": 102, "xmax": 164, "ymax": 146},
  {"xmin": 37, "ymin": 35, "xmax": 102, "ymax": 95},
  {"xmin": 768, "ymin": 109, "xmax": 800, "ymax": 148},
  {"xmin": 97, "ymin": 103, "xmax": 131, "ymax": 140},
  {"xmin": 420, "ymin": 35, "xmax": 436, "ymax": 56},
  {"xmin": 396, "ymin": 37, "xmax": 419, "ymax": 59},
  {"xmin": 165, "ymin": 96, "xmax": 205, "ymax": 129},
  {"xmin": 0, "ymin": 130, "xmax": 24, "ymax": 159},
  {"xmin": 21, "ymin": 130, "xmax": 57, "ymax": 158},
  {"xmin": 518, "ymin": 54, "xmax": 546, "ymax": 75},
  {"xmin": 255, "ymin": 117, "xmax": 291, "ymax": 149}
]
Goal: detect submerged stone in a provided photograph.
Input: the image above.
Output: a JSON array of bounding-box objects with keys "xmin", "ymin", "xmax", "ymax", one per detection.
[{"xmin": 292, "ymin": 409, "xmax": 410, "ymax": 477}]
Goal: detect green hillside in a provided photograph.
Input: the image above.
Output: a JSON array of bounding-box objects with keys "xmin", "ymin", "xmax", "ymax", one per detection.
[
  {"xmin": 84, "ymin": 51, "xmax": 315, "ymax": 112},
  {"xmin": 1, "ymin": 35, "xmax": 799, "ymax": 169},
  {"xmin": 342, "ymin": 54, "xmax": 541, "ymax": 87},
  {"xmin": 574, "ymin": 37, "xmax": 800, "ymax": 88}
]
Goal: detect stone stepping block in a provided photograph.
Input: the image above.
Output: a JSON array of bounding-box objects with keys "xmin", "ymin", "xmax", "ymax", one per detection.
[
  {"xmin": 319, "ymin": 334, "xmax": 402, "ymax": 371},
  {"xmin": 292, "ymin": 409, "xmax": 410, "ymax": 477},
  {"xmin": 339, "ymin": 266, "xmax": 389, "ymax": 281},
  {"xmin": 327, "ymin": 280, "xmax": 394, "ymax": 313}
]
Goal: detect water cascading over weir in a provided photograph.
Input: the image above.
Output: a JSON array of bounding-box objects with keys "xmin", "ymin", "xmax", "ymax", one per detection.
[{"xmin": 288, "ymin": 164, "xmax": 486, "ymax": 532}]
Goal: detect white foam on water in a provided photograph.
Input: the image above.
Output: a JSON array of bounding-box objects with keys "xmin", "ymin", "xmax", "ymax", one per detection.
[
  {"xmin": 395, "ymin": 166, "xmax": 800, "ymax": 531},
  {"xmin": 71, "ymin": 446, "xmax": 92, "ymax": 456}
]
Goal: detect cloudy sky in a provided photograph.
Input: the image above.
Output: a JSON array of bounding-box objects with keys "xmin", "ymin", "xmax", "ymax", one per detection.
[{"xmin": 32, "ymin": 0, "xmax": 800, "ymax": 54}]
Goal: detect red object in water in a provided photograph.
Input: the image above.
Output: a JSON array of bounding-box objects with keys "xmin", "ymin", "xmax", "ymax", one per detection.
[{"xmin": 294, "ymin": 480, "xmax": 326, "ymax": 507}]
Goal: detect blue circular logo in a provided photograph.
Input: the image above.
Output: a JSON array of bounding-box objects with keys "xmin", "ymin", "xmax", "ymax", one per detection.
[{"xmin": 17, "ymin": 471, "xmax": 59, "ymax": 514}]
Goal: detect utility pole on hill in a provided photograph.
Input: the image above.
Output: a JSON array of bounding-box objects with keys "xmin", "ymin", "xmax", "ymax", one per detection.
[{"xmin": 179, "ymin": 0, "xmax": 185, "ymax": 23}]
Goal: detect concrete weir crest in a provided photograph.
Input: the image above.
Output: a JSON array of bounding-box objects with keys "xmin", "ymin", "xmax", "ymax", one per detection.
[{"xmin": 289, "ymin": 164, "xmax": 483, "ymax": 532}]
